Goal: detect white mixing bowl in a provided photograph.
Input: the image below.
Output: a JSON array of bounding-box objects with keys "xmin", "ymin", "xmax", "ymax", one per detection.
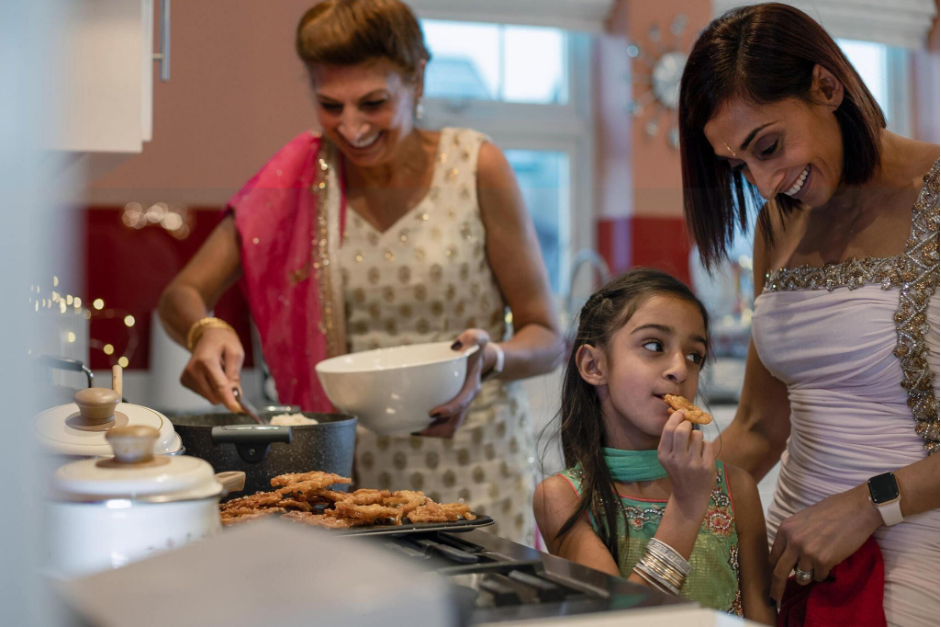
[{"xmin": 315, "ymin": 342, "xmax": 479, "ymax": 435}]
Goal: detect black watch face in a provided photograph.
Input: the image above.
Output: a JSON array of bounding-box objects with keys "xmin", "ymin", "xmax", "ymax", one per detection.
[{"xmin": 869, "ymin": 473, "xmax": 900, "ymax": 503}]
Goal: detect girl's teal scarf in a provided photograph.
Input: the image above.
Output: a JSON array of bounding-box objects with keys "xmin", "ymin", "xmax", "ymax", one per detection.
[{"xmin": 602, "ymin": 447, "xmax": 668, "ymax": 482}]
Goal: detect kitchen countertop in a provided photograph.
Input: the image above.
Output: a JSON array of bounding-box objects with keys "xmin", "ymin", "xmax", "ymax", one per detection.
[
  {"xmin": 442, "ymin": 528, "xmax": 691, "ymax": 624},
  {"xmin": 450, "ymin": 529, "xmax": 763, "ymax": 627},
  {"xmin": 430, "ymin": 530, "xmax": 753, "ymax": 627},
  {"xmin": 495, "ymin": 606, "xmax": 761, "ymax": 626}
]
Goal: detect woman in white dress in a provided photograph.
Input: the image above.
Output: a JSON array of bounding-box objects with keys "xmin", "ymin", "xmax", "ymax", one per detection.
[
  {"xmin": 677, "ymin": 4, "xmax": 939, "ymax": 625},
  {"xmin": 158, "ymin": 0, "xmax": 562, "ymax": 545}
]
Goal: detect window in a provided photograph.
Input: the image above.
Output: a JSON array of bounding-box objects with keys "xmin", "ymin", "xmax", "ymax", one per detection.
[
  {"xmin": 421, "ymin": 19, "xmax": 593, "ymax": 294},
  {"xmin": 504, "ymin": 149, "xmax": 570, "ymax": 293},
  {"xmin": 423, "ymin": 20, "xmax": 568, "ymax": 104},
  {"xmin": 839, "ymin": 40, "xmax": 889, "ymax": 110},
  {"xmin": 837, "ymin": 39, "xmax": 910, "ymax": 136}
]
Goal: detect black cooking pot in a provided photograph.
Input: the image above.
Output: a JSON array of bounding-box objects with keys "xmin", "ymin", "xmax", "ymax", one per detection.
[{"xmin": 168, "ymin": 412, "xmax": 357, "ymax": 496}]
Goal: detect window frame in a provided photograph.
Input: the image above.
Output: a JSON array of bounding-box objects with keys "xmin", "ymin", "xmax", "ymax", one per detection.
[
  {"xmin": 836, "ymin": 39, "xmax": 913, "ymax": 138},
  {"xmin": 883, "ymin": 46, "xmax": 913, "ymax": 138},
  {"xmin": 421, "ymin": 28, "xmax": 594, "ymax": 294}
]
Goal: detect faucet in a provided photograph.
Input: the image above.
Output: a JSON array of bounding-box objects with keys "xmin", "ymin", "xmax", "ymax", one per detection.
[{"xmin": 564, "ymin": 250, "xmax": 612, "ymax": 323}]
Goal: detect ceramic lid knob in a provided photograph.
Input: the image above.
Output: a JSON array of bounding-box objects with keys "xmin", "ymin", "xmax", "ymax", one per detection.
[
  {"xmin": 73, "ymin": 388, "xmax": 120, "ymax": 426},
  {"xmin": 105, "ymin": 425, "xmax": 159, "ymax": 464}
]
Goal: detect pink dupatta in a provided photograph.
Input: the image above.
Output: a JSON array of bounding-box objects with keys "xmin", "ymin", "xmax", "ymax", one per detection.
[{"xmin": 227, "ymin": 132, "xmax": 346, "ymax": 411}]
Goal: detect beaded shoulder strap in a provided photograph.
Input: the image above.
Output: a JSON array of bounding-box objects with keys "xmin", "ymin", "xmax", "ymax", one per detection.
[
  {"xmin": 894, "ymin": 159, "xmax": 939, "ymax": 454},
  {"xmin": 762, "ymin": 161, "xmax": 939, "ymax": 453}
]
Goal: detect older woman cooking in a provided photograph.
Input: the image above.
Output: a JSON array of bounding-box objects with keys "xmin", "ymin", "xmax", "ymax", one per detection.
[{"xmin": 158, "ymin": 0, "xmax": 562, "ymax": 545}]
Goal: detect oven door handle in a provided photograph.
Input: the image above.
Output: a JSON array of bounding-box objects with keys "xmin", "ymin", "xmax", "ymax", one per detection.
[{"xmin": 416, "ymin": 539, "xmax": 480, "ymax": 564}]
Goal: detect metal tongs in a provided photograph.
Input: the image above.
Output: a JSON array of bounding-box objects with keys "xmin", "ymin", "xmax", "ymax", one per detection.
[{"xmin": 232, "ymin": 388, "xmax": 268, "ymax": 425}]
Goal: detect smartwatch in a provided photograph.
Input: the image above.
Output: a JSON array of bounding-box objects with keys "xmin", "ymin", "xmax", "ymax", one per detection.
[{"xmin": 867, "ymin": 472, "xmax": 903, "ymax": 526}]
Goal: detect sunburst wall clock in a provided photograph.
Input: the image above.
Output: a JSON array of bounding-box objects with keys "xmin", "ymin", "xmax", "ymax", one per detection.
[{"xmin": 626, "ymin": 14, "xmax": 689, "ymax": 150}]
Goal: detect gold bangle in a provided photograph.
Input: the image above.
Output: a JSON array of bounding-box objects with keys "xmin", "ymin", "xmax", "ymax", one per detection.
[{"xmin": 186, "ymin": 317, "xmax": 235, "ymax": 352}]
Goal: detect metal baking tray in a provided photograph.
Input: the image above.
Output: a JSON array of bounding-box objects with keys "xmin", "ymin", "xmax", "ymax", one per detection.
[{"xmin": 334, "ymin": 513, "xmax": 494, "ymax": 537}]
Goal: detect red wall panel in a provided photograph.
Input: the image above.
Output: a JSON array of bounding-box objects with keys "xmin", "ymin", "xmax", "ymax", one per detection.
[
  {"xmin": 84, "ymin": 208, "xmax": 253, "ymax": 370},
  {"xmin": 597, "ymin": 216, "xmax": 692, "ymax": 286}
]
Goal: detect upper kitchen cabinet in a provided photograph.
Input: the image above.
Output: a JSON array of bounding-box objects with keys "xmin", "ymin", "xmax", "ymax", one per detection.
[{"xmin": 49, "ymin": 0, "xmax": 169, "ymax": 153}]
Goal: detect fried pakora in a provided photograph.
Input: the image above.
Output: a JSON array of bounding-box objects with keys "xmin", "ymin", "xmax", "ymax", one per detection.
[
  {"xmin": 220, "ymin": 473, "xmax": 477, "ymax": 529},
  {"xmin": 662, "ymin": 394, "xmax": 713, "ymax": 425},
  {"xmin": 269, "ymin": 470, "xmax": 350, "ymax": 490}
]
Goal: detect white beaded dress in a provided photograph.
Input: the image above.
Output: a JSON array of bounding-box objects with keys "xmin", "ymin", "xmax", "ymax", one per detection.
[{"xmin": 752, "ymin": 160, "xmax": 939, "ymax": 626}]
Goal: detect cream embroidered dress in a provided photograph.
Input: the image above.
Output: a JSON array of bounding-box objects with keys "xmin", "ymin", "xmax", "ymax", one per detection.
[
  {"xmin": 336, "ymin": 127, "xmax": 536, "ymax": 545},
  {"xmin": 752, "ymin": 160, "xmax": 939, "ymax": 626}
]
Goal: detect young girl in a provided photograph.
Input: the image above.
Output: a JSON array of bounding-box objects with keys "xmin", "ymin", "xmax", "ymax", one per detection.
[{"xmin": 534, "ymin": 269, "xmax": 774, "ymax": 624}]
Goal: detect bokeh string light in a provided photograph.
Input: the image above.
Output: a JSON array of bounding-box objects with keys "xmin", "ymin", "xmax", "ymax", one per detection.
[
  {"xmin": 122, "ymin": 201, "xmax": 194, "ymax": 239},
  {"xmin": 28, "ymin": 278, "xmax": 139, "ymax": 369}
]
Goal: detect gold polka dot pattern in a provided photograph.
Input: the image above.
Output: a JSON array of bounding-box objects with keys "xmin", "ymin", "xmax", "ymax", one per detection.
[{"xmin": 339, "ymin": 128, "xmax": 537, "ymax": 544}]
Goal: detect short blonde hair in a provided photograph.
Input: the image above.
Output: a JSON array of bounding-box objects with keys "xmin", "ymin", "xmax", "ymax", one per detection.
[{"xmin": 296, "ymin": 0, "xmax": 431, "ymax": 81}]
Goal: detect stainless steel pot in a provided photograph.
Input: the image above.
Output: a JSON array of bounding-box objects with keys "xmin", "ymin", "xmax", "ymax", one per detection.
[{"xmin": 168, "ymin": 411, "xmax": 357, "ymax": 496}]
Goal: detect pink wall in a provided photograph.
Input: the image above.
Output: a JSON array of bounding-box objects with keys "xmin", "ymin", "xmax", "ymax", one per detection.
[
  {"xmin": 87, "ymin": 0, "xmax": 938, "ymax": 279},
  {"xmin": 87, "ymin": 1, "xmax": 321, "ymax": 207},
  {"xmin": 593, "ymin": 0, "xmax": 713, "ymax": 282},
  {"xmin": 912, "ymin": 0, "xmax": 940, "ymax": 144},
  {"xmin": 592, "ymin": 6, "xmax": 633, "ymax": 221},
  {"xmin": 596, "ymin": 0, "xmax": 713, "ymax": 221}
]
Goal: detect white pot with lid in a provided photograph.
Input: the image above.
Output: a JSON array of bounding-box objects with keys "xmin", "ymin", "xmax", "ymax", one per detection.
[
  {"xmin": 46, "ymin": 425, "xmax": 245, "ymax": 579},
  {"xmin": 34, "ymin": 366, "xmax": 183, "ymax": 458}
]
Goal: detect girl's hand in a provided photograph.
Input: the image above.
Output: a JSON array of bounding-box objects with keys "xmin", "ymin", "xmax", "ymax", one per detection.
[
  {"xmin": 769, "ymin": 484, "xmax": 882, "ymax": 604},
  {"xmin": 180, "ymin": 327, "xmax": 244, "ymax": 413},
  {"xmin": 658, "ymin": 410, "xmax": 717, "ymax": 519},
  {"xmin": 420, "ymin": 329, "xmax": 492, "ymax": 438}
]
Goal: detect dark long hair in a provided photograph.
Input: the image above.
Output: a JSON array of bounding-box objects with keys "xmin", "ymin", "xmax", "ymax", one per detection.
[
  {"xmin": 679, "ymin": 3, "xmax": 886, "ymax": 270},
  {"xmin": 551, "ymin": 268, "xmax": 710, "ymax": 566}
]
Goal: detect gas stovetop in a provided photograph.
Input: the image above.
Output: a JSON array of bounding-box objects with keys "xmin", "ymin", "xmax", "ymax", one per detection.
[{"xmin": 353, "ymin": 528, "xmax": 692, "ymax": 625}]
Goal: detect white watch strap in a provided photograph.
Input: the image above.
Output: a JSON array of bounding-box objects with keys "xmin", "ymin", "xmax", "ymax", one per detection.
[
  {"xmin": 875, "ymin": 499, "xmax": 904, "ymax": 526},
  {"xmin": 485, "ymin": 343, "xmax": 505, "ymax": 380}
]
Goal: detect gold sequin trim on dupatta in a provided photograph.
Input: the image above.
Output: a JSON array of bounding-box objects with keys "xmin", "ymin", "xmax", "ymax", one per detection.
[
  {"xmin": 763, "ymin": 160, "xmax": 940, "ymax": 454},
  {"xmin": 311, "ymin": 138, "xmax": 347, "ymax": 358}
]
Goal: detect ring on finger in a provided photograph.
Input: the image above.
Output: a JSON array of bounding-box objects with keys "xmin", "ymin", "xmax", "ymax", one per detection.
[{"xmin": 794, "ymin": 566, "xmax": 813, "ymax": 583}]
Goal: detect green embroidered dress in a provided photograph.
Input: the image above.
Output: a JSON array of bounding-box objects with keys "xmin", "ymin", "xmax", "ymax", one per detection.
[{"xmin": 559, "ymin": 460, "xmax": 743, "ymax": 616}]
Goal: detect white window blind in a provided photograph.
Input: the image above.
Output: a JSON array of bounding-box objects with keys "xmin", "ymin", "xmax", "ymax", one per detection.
[
  {"xmin": 713, "ymin": 0, "xmax": 937, "ymax": 49},
  {"xmin": 408, "ymin": 0, "xmax": 615, "ymax": 33}
]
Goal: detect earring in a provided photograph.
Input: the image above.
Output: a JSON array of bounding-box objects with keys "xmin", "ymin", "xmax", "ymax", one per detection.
[{"xmin": 415, "ymin": 98, "xmax": 425, "ymax": 121}]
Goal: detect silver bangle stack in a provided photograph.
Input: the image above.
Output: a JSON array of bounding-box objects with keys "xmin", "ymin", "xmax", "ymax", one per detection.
[{"xmin": 632, "ymin": 538, "xmax": 691, "ymax": 596}]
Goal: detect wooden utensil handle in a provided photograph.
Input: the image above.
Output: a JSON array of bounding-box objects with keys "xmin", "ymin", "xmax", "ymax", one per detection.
[{"xmin": 112, "ymin": 365, "xmax": 123, "ymax": 399}]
